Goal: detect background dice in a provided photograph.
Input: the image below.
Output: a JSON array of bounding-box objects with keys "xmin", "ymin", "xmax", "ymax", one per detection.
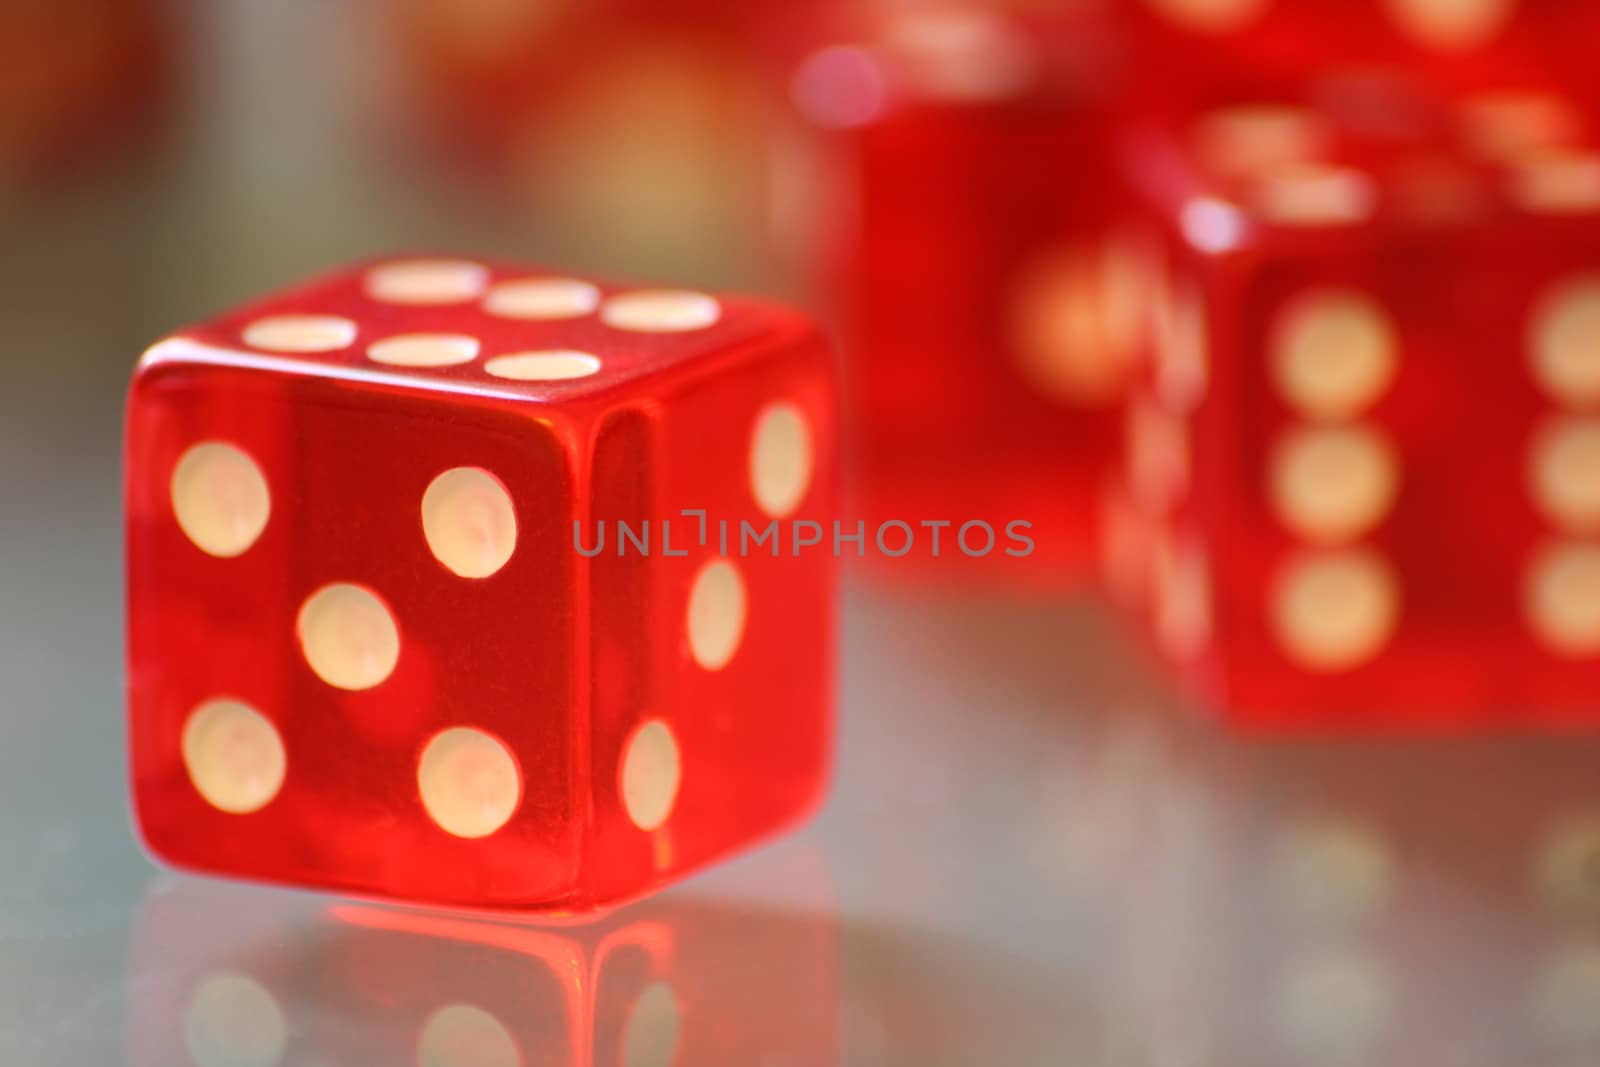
[
  {"xmin": 125, "ymin": 256, "xmax": 837, "ymax": 910},
  {"xmin": 774, "ymin": 5, "xmax": 1132, "ymax": 583},
  {"xmin": 1103, "ymin": 80, "xmax": 1600, "ymax": 727}
]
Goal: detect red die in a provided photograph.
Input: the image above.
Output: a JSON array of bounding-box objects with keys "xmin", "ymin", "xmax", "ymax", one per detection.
[
  {"xmin": 125, "ymin": 257, "xmax": 837, "ymax": 909},
  {"xmin": 776, "ymin": 4, "xmax": 1130, "ymax": 584},
  {"xmin": 1106, "ymin": 81, "xmax": 1600, "ymax": 729}
]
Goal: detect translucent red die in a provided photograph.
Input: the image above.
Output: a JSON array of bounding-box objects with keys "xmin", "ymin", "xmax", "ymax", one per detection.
[
  {"xmin": 125, "ymin": 257, "xmax": 837, "ymax": 909},
  {"xmin": 776, "ymin": 5, "xmax": 1130, "ymax": 583},
  {"xmin": 1105, "ymin": 80, "xmax": 1600, "ymax": 728}
]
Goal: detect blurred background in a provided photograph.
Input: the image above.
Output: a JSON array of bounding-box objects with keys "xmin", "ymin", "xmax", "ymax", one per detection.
[{"xmin": 7, "ymin": 0, "xmax": 1600, "ymax": 1063}]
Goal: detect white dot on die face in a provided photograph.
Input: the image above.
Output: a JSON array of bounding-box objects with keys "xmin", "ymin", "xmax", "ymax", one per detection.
[
  {"xmin": 1513, "ymin": 150, "xmax": 1600, "ymax": 216},
  {"xmin": 601, "ymin": 290, "xmax": 721, "ymax": 333},
  {"xmin": 1146, "ymin": 0, "xmax": 1268, "ymax": 33},
  {"xmin": 367, "ymin": 334, "xmax": 480, "ymax": 368},
  {"xmin": 687, "ymin": 560, "xmax": 746, "ymax": 671},
  {"xmin": 417, "ymin": 1003, "xmax": 520, "ymax": 1067},
  {"xmin": 621, "ymin": 981, "xmax": 682, "ymax": 1067},
  {"xmin": 749, "ymin": 402, "xmax": 814, "ymax": 519},
  {"xmin": 1526, "ymin": 543, "xmax": 1600, "ymax": 657},
  {"xmin": 184, "ymin": 972, "xmax": 287, "ymax": 1067},
  {"xmin": 1155, "ymin": 536, "xmax": 1211, "ymax": 661},
  {"xmin": 241, "ymin": 315, "xmax": 357, "ymax": 353},
  {"xmin": 621, "ymin": 720, "xmax": 682, "ymax": 833},
  {"xmin": 422, "ymin": 468, "xmax": 518, "ymax": 579},
  {"xmin": 364, "ymin": 259, "xmax": 488, "ymax": 305},
  {"xmin": 1461, "ymin": 92, "xmax": 1584, "ymax": 163},
  {"xmin": 1270, "ymin": 425, "xmax": 1400, "ymax": 543},
  {"xmin": 1195, "ymin": 105, "xmax": 1331, "ymax": 178},
  {"xmin": 1254, "ymin": 164, "xmax": 1376, "ymax": 227},
  {"xmin": 483, "ymin": 277, "xmax": 600, "ymax": 320},
  {"xmin": 1531, "ymin": 277, "xmax": 1600, "ymax": 408},
  {"xmin": 1271, "ymin": 290, "xmax": 1398, "ymax": 419},
  {"xmin": 170, "ymin": 442, "xmax": 272, "ymax": 559},
  {"xmin": 417, "ymin": 727, "xmax": 521, "ymax": 840},
  {"xmin": 1156, "ymin": 278, "xmax": 1210, "ymax": 412},
  {"xmin": 296, "ymin": 583, "xmax": 400, "ymax": 691},
  {"xmin": 1272, "ymin": 552, "xmax": 1400, "ymax": 671},
  {"xmin": 885, "ymin": 9, "xmax": 1038, "ymax": 101},
  {"xmin": 1385, "ymin": 0, "xmax": 1516, "ymax": 49},
  {"xmin": 182, "ymin": 699, "xmax": 286, "ymax": 815},
  {"xmin": 1010, "ymin": 239, "xmax": 1151, "ymax": 406},
  {"xmin": 1126, "ymin": 401, "xmax": 1190, "ymax": 513},
  {"xmin": 483, "ymin": 350, "xmax": 602, "ymax": 381},
  {"xmin": 1530, "ymin": 418, "xmax": 1600, "ymax": 531}
]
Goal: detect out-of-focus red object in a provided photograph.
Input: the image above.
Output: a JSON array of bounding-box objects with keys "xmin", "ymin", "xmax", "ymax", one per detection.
[
  {"xmin": 1120, "ymin": 0, "xmax": 1600, "ymax": 96},
  {"xmin": 129, "ymin": 864, "xmax": 839, "ymax": 1064},
  {"xmin": 0, "ymin": 0, "xmax": 174, "ymax": 183},
  {"xmin": 394, "ymin": 0, "xmax": 775, "ymax": 277},
  {"xmin": 1104, "ymin": 74, "xmax": 1600, "ymax": 729},
  {"xmin": 125, "ymin": 256, "xmax": 837, "ymax": 910},
  {"xmin": 772, "ymin": 4, "xmax": 1132, "ymax": 586}
]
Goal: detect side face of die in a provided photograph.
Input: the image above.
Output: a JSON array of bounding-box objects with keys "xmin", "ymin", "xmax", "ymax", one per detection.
[
  {"xmin": 585, "ymin": 333, "xmax": 837, "ymax": 904},
  {"xmin": 1110, "ymin": 89, "xmax": 1600, "ymax": 728},
  {"xmin": 781, "ymin": 6, "xmax": 1131, "ymax": 578},
  {"xmin": 126, "ymin": 257, "xmax": 837, "ymax": 909}
]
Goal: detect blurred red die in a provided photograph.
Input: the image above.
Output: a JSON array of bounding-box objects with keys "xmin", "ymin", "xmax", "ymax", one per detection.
[
  {"xmin": 773, "ymin": 4, "xmax": 1135, "ymax": 584},
  {"xmin": 1107, "ymin": 78, "xmax": 1600, "ymax": 728}
]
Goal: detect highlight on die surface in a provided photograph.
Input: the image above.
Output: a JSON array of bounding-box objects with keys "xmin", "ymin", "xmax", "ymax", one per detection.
[{"xmin": 124, "ymin": 256, "xmax": 838, "ymax": 911}]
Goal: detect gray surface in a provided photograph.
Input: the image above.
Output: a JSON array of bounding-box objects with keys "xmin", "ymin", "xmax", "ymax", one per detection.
[{"xmin": 5, "ymin": 3, "xmax": 1600, "ymax": 1063}]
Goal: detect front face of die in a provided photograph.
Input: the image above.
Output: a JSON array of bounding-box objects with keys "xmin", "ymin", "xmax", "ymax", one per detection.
[
  {"xmin": 1117, "ymin": 94, "xmax": 1600, "ymax": 725},
  {"xmin": 126, "ymin": 357, "xmax": 584, "ymax": 906}
]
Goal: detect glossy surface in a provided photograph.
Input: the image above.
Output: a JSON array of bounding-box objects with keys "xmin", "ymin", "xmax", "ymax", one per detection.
[
  {"xmin": 781, "ymin": 7, "xmax": 1129, "ymax": 584},
  {"xmin": 17, "ymin": 574, "xmax": 1600, "ymax": 1063},
  {"xmin": 129, "ymin": 856, "xmax": 838, "ymax": 1066},
  {"xmin": 1108, "ymin": 81, "xmax": 1600, "ymax": 725},
  {"xmin": 125, "ymin": 258, "xmax": 838, "ymax": 910}
]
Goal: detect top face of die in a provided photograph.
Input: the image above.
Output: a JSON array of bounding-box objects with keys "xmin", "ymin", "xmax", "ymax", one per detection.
[
  {"xmin": 1127, "ymin": 84, "xmax": 1600, "ymax": 244},
  {"xmin": 142, "ymin": 257, "xmax": 811, "ymax": 406}
]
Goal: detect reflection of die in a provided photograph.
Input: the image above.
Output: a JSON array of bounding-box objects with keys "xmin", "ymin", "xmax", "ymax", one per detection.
[
  {"xmin": 1107, "ymin": 80, "xmax": 1600, "ymax": 727},
  {"xmin": 777, "ymin": 5, "xmax": 1130, "ymax": 582},
  {"xmin": 129, "ymin": 869, "xmax": 838, "ymax": 1066},
  {"xmin": 125, "ymin": 257, "xmax": 837, "ymax": 910}
]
